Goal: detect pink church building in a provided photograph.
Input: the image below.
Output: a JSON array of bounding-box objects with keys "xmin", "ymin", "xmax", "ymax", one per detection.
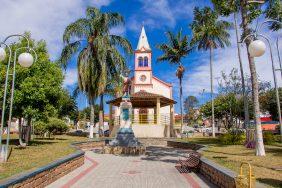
[{"xmin": 108, "ymin": 26, "xmax": 176, "ymax": 138}]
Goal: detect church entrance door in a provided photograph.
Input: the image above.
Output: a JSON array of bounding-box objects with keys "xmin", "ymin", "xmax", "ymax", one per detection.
[{"xmin": 139, "ymin": 109, "xmax": 148, "ymax": 124}]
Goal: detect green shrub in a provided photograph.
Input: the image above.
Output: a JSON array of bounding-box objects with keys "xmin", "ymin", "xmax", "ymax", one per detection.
[
  {"xmin": 33, "ymin": 121, "xmax": 47, "ymax": 136},
  {"xmin": 263, "ymin": 131, "xmax": 275, "ymax": 145},
  {"xmin": 46, "ymin": 118, "xmax": 69, "ymax": 136},
  {"xmin": 219, "ymin": 130, "xmax": 246, "ymax": 145}
]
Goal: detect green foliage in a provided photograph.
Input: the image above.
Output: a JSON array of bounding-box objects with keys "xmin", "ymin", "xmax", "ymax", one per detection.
[
  {"xmin": 79, "ymin": 105, "xmax": 99, "ymax": 123},
  {"xmin": 212, "ymin": 0, "xmax": 263, "ymax": 24},
  {"xmin": 219, "ymin": 130, "xmax": 246, "ymax": 145},
  {"xmin": 201, "ymin": 93, "xmax": 244, "ymax": 128},
  {"xmin": 0, "ymin": 33, "xmax": 76, "ymax": 125},
  {"xmin": 212, "ymin": 0, "xmax": 238, "ymax": 16},
  {"xmin": 200, "ymin": 68, "xmax": 272, "ymax": 129},
  {"xmin": 263, "ymin": 131, "xmax": 275, "ymax": 145},
  {"xmin": 184, "ymin": 96, "xmax": 198, "ymax": 114},
  {"xmin": 157, "ymin": 30, "xmax": 192, "ymax": 65},
  {"xmin": 60, "ymin": 7, "xmax": 133, "ymax": 102},
  {"xmin": 264, "ymin": 0, "xmax": 282, "ymax": 31},
  {"xmin": 190, "ymin": 7, "xmax": 232, "ymax": 50},
  {"xmin": 58, "ymin": 89, "xmax": 78, "ymax": 121},
  {"xmin": 46, "ymin": 118, "xmax": 69, "ymax": 135},
  {"xmin": 260, "ymin": 88, "xmax": 282, "ymax": 121},
  {"xmin": 33, "ymin": 121, "xmax": 47, "ymax": 136},
  {"xmin": 184, "ymin": 96, "xmax": 200, "ymax": 125}
]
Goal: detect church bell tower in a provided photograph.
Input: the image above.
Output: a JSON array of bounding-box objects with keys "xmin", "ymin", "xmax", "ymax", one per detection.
[{"xmin": 134, "ymin": 26, "xmax": 152, "ymax": 85}]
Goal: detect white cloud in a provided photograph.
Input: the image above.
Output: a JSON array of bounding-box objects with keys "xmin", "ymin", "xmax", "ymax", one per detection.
[
  {"xmin": 63, "ymin": 68, "xmax": 78, "ymax": 87},
  {"xmin": 128, "ymin": 0, "xmax": 204, "ymax": 32},
  {"xmin": 142, "ymin": 0, "xmax": 175, "ymax": 27},
  {"xmin": 0, "ymin": 0, "xmax": 113, "ymax": 60}
]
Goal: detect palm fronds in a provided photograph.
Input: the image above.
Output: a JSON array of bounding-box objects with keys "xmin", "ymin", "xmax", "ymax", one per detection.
[
  {"xmin": 60, "ymin": 6, "xmax": 133, "ymax": 102},
  {"xmin": 190, "ymin": 7, "xmax": 232, "ymax": 50}
]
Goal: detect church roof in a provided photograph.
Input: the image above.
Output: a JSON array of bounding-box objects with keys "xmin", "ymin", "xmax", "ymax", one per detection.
[
  {"xmin": 136, "ymin": 26, "xmax": 151, "ymax": 51},
  {"xmin": 106, "ymin": 90, "xmax": 176, "ymax": 108}
]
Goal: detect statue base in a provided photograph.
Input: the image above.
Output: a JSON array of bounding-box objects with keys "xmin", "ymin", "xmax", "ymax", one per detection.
[{"xmin": 103, "ymin": 128, "xmax": 146, "ymax": 155}]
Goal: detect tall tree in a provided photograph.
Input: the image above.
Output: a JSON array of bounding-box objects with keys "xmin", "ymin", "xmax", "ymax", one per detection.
[
  {"xmin": 190, "ymin": 7, "xmax": 231, "ymax": 137},
  {"xmin": 211, "ymin": 0, "xmax": 267, "ymax": 156},
  {"xmin": 157, "ymin": 30, "xmax": 192, "ymax": 130},
  {"xmin": 260, "ymin": 88, "xmax": 282, "ymax": 121},
  {"xmin": 184, "ymin": 96, "xmax": 199, "ymax": 114},
  {"xmin": 213, "ymin": 0, "xmax": 250, "ymax": 130},
  {"xmin": 0, "ymin": 34, "xmax": 66, "ymax": 145},
  {"xmin": 184, "ymin": 96, "xmax": 199, "ymax": 125},
  {"xmin": 58, "ymin": 89, "xmax": 79, "ymax": 124},
  {"xmin": 264, "ymin": 0, "xmax": 282, "ymax": 31},
  {"xmin": 60, "ymin": 7, "xmax": 132, "ymax": 136}
]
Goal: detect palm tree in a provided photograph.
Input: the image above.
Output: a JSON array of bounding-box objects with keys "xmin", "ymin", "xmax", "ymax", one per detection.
[
  {"xmin": 212, "ymin": 0, "xmax": 267, "ymax": 156},
  {"xmin": 157, "ymin": 30, "xmax": 192, "ymax": 131},
  {"xmin": 212, "ymin": 0, "xmax": 250, "ymax": 133},
  {"xmin": 190, "ymin": 7, "xmax": 231, "ymax": 137},
  {"xmin": 60, "ymin": 7, "xmax": 132, "ymax": 136}
]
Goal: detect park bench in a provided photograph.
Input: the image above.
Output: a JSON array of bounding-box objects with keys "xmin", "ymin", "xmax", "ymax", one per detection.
[{"xmin": 179, "ymin": 152, "xmax": 201, "ymax": 172}]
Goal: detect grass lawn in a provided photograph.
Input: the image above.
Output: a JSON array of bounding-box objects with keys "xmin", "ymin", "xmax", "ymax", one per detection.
[
  {"xmin": 180, "ymin": 137, "xmax": 282, "ymax": 188},
  {"xmin": 0, "ymin": 134, "xmax": 88, "ymax": 180}
]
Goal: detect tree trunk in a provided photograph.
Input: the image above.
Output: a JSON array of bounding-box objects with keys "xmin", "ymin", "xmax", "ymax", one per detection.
[
  {"xmin": 210, "ymin": 47, "xmax": 215, "ymax": 137},
  {"xmin": 18, "ymin": 118, "xmax": 26, "ymax": 147},
  {"xmin": 89, "ymin": 99, "xmax": 95, "ymax": 139},
  {"xmin": 179, "ymin": 76, "xmax": 184, "ymax": 130},
  {"xmin": 21, "ymin": 118, "xmax": 32, "ymax": 145},
  {"xmin": 99, "ymin": 94, "xmax": 104, "ymax": 137},
  {"xmin": 240, "ymin": 0, "xmax": 265, "ymax": 156},
  {"xmin": 234, "ymin": 12, "xmax": 250, "ymax": 129}
]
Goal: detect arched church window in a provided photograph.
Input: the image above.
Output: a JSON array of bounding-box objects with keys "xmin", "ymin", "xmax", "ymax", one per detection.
[
  {"xmin": 144, "ymin": 57, "xmax": 148, "ymax": 67},
  {"xmin": 138, "ymin": 57, "xmax": 143, "ymax": 67}
]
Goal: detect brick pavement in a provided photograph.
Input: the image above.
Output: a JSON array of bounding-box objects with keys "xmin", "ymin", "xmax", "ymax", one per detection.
[{"xmin": 47, "ymin": 146, "xmax": 214, "ymax": 188}]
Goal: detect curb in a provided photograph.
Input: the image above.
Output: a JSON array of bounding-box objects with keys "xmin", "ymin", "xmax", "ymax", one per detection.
[{"xmin": 0, "ymin": 142, "xmax": 85, "ymax": 188}]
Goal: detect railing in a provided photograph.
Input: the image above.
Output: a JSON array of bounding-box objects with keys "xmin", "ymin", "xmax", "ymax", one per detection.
[
  {"xmin": 113, "ymin": 114, "xmax": 170, "ymax": 126},
  {"xmin": 132, "ymin": 114, "xmax": 157, "ymax": 124}
]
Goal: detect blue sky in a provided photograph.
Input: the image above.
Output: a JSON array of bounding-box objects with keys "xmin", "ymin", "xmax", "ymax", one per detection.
[{"xmin": 0, "ymin": 0, "xmax": 280, "ymax": 113}]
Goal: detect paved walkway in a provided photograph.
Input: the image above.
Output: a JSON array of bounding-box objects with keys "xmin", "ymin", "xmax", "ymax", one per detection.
[{"xmin": 47, "ymin": 146, "xmax": 214, "ymax": 188}]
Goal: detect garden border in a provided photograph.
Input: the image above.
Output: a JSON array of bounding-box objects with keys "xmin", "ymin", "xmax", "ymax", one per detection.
[{"xmin": 0, "ymin": 143, "xmax": 85, "ymax": 188}]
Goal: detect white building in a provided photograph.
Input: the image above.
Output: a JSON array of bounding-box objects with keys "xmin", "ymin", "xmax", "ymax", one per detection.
[{"xmin": 108, "ymin": 26, "xmax": 175, "ymax": 138}]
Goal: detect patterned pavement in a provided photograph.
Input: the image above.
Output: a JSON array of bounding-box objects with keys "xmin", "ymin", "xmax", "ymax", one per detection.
[{"xmin": 47, "ymin": 146, "xmax": 214, "ymax": 188}]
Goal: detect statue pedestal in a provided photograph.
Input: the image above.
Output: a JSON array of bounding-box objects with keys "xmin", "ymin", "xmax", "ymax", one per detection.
[
  {"xmin": 103, "ymin": 96, "xmax": 145, "ymax": 155},
  {"xmin": 109, "ymin": 128, "xmax": 140, "ymax": 147}
]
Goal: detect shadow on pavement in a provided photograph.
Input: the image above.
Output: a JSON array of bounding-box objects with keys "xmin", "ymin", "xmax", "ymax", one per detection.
[
  {"xmin": 256, "ymin": 178, "xmax": 282, "ymax": 188},
  {"xmin": 141, "ymin": 146, "xmax": 192, "ymax": 164}
]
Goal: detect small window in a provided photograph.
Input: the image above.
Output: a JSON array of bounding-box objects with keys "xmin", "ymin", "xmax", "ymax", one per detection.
[
  {"xmin": 138, "ymin": 57, "xmax": 143, "ymax": 67},
  {"xmin": 144, "ymin": 57, "xmax": 148, "ymax": 67}
]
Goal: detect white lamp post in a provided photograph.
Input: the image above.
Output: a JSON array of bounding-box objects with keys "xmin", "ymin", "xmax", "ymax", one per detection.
[
  {"xmin": 244, "ymin": 34, "xmax": 282, "ymax": 145},
  {"xmin": 249, "ymin": 40, "xmax": 266, "ymax": 57},
  {"xmin": 0, "ymin": 34, "xmax": 37, "ymax": 162},
  {"xmin": 18, "ymin": 52, "xmax": 34, "ymax": 68}
]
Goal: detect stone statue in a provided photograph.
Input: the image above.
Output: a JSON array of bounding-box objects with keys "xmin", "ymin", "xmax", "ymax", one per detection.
[
  {"xmin": 121, "ymin": 68, "xmax": 132, "ymax": 96},
  {"xmin": 107, "ymin": 68, "xmax": 141, "ymax": 148}
]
